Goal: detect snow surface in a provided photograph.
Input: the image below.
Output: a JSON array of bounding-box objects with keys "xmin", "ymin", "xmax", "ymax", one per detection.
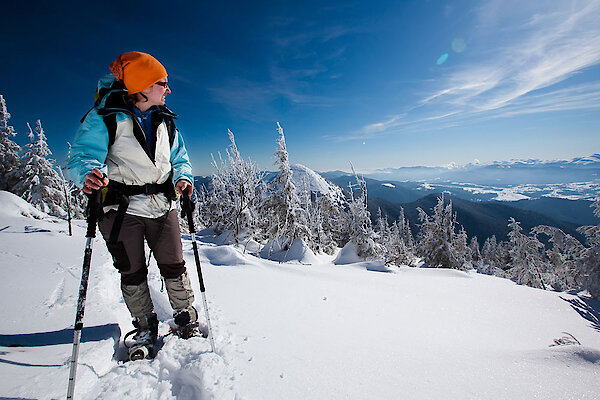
[
  {"xmin": 1, "ymin": 190, "xmax": 599, "ymax": 399},
  {"xmin": 290, "ymin": 164, "xmax": 345, "ymax": 204}
]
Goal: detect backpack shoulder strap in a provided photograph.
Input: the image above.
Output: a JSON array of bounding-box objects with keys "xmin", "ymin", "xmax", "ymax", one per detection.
[
  {"xmin": 103, "ymin": 114, "xmax": 118, "ymax": 148},
  {"xmin": 164, "ymin": 115, "xmax": 176, "ymax": 147}
]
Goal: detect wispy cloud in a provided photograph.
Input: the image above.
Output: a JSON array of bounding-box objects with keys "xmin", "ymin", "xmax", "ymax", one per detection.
[
  {"xmin": 209, "ymin": 17, "xmax": 355, "ymax": 118},
  {"xmin": 428, "ymin": 0, "xmax": 600, "ymax": 111},
  {"xmin": 356, "ymin": 0, "xmax": 600, "ymax": 139}
]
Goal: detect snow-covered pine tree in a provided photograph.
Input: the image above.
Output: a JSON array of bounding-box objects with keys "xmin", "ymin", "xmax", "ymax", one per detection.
[
  {"xmin": 374, "ymin": 207, "xmax": 416, "ymax": 266},
  {"xmin": 386, "ymin": 217, "xmax": 415, "ymax": 266},
  {"xmin": 260, "ymin": 123, "xmax": 310, "ymax": 260},
  {"xmin": 0, "ymin": 95, "xmax": 21, "ymax": 191},
  {"xmin": 397, "ymin": 207, "xmax": 416, "ymax": 253},
  {"xmin": 480, "ymin": 235, "xmax": 499, "ymax": 275},
  {"xmin": 469, "ymin": 236, "xmax": 481, "ymax": 265},
  {"xmin": 506, "ymin": 218, "xmax": 547, "ymax": 290},
  {"xmin": 205, "ymin": 130, "xmax": 264, "ymax": 243},
  {"xmin": 450, "ymin": 226, "xmax": 472, "ymax": 269},
  {"xmin": 12, "ymin": 120, "xmax": 66, "ymax": 217},
  {"xmin": 375, "ymin": 208, "xmax": 391, "ymax": 247},
  {"xmin": 576, "ymin": 196, "xmax": 600, "ymax": 300},
  {"xmin": 297, "ymin": 176, "xmax": 332, "ymax": 254},
  {"xmin": 532, "ymin": 225, "xmax": 584, "ymax": 292},
  {"xmin": 417, "ymin": 194, "xmax": 468, "ymax": 270},
  {"xmin": 312, "ymin": 191, "xmax": 346, "ymax": 255},
  {"xmin": 345, "ymin": 164, "xmax": 384, "ymax": 261}
]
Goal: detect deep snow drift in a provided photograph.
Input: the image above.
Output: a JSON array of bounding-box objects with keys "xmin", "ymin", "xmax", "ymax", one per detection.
[{"xmin": 0, "ymin": 190, "xmax": 599, "ymax": 399}]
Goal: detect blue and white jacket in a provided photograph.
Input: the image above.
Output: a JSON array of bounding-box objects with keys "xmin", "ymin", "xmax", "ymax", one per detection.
[{"xmin": 68, "ymin": 74, "xmax": 193, "ymax": 218}]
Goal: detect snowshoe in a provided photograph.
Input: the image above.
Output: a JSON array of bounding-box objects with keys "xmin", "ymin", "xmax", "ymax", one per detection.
[
  {"xmin": 124, "ymin": 313, "xmax": 159, "ymax": 361},
  {"xmin": 128, "ymin": 342, "xmax": 153, "ymax": 361}
]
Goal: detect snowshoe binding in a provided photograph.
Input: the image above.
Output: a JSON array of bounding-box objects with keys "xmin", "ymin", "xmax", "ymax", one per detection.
[{"xmin": 125, "ymin": 313, "xmax": 159, "ymax": 361}]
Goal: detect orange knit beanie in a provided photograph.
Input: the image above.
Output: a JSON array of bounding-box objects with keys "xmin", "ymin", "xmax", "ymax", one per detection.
[{"xmin": 109, "ymin": 51, "xmax": 168, "ymax": 94}]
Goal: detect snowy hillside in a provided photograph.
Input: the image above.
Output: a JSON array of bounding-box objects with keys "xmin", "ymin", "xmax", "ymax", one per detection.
[
  {"xmin": 290, "ymin": 163, "xmax": 345, "ymax": 203},
  {"xmin": 1, "ymin": 190, "xmax": 599, "ymax": 399}
]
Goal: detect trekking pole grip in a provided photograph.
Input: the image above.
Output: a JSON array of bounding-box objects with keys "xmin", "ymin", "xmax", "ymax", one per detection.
[
  {"xmin": 85, "ymin": 189, "xmax": 102, "ymax": 238},
  {"xmin": 181, "ymin": 187, "xmax": 196, "ymax": 234}
]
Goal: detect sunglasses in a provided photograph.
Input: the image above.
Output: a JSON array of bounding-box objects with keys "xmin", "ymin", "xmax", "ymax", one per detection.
[{"xmin": 155, "ymin": 81, "xmax": 169, "ymax": 88}]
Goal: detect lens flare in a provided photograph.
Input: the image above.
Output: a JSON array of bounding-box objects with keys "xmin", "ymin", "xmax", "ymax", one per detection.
[
  {"xmin": 451, "ymin": 38, "xmax": 466, "ymax": 53},
  {"xmin": 437, "ymin": 53, "xmax": 449, "ymax": 65}
]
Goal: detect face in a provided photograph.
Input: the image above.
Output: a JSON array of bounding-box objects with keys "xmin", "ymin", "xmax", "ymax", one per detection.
[{"xmin": 139, "ymin": 78, "xmax": 171, "ymax": 107}]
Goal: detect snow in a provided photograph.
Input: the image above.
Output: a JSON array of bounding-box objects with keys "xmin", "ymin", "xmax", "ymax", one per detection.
[
  {"xmin": 1, "ymin": 190, "xmax": 599, "ymax": 399},
  {"xmin": 290, "ymin": 163, "xmax": 345, "ymax": 204},
  {"xmin": 259, "ymin": 237, "xmax": 319, "ymax": 264}
]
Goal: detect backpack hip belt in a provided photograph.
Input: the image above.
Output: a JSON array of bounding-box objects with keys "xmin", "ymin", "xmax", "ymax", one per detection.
[{"xmin": 103, "ymin": 178, "xmax": 177, "ymax": 246}]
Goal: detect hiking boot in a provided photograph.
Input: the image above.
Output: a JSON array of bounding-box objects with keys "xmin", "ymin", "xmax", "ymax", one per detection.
[
  {"xmin": 132, "ymin": 312, "xmax": 159, "ymax": 346},
  {"xmin": 173, "ymin": 307, "xmax": 199, "ymax": 339}
]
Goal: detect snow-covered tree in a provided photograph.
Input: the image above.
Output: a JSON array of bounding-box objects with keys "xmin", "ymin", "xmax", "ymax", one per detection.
[
  {"xmin": 308, "ymin": 190, "xmax": 346, "ymax": 255},
  {"xmin": 12, "ymin": 120, "xmax": 66, "ymax": 217},
  {"xmin": 260, "ymin": 123, "xmax": 310, "ymax": 259},
  {"xmin": 0, "ymin": 95, "xmax": 21, "ymax": 191},
  {"xmin": 397, "ymin": 207, "xmax": 416, "ymax": 253},
  {"xmin": 345, "ymin": 164, "xmax": 384, "ymax": 261},
  {"xmin": 532, "ymin": 225, "xmax": 584, "ymax": 292},
  {"xmin": 576, "ymin": 196, "xmax": 600, "ymax": 300},
  {"xmin": 469, "ymin": 236, "xmax": 481, "ymax": 264},
  {"xmin": 506, "ymin": 218, "xmax": 547, "ymax": 289},
  {"xmin": 388, "ymin": 216, "xmax": 416, "ymax": 266},
  {"xmin": 204, "ymin": 130, "xmax": 264, "ymax": 243},
  {"xmin": 450, "ymin": 226, "xmax": 472, "ymax": 269},
  {"xmin": 480, "ymin": 235, "xmax": 501, "ymax": 275},
  {"xmin": 417, "ymin": 194, "xmax": 469, "ymax": 270}
]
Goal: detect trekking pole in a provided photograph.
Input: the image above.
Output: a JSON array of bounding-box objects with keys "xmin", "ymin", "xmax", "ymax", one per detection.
[
  {"xmin": 182, "ymin": 188, "xmax": 216, "ymax": 353},
  {"xmin": 66, "ymin": 190, "xmax": 102, "ymax": 400}
]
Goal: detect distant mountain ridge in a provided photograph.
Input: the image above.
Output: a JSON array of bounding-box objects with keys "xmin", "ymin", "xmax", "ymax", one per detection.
[
  {"xmin": 360, "ymin": 154, "xmax": 600, "ymax": 185},
  {"xmin": 193, "ymin": 161, "xmax": 598, "ymax": 245}
]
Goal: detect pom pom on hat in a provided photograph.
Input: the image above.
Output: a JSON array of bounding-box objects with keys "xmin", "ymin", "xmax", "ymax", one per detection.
[{"xmin": 109, "ymin": 51, "xmax": 168, "ymax": 94}]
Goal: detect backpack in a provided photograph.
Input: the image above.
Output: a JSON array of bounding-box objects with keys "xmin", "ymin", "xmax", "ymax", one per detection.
[{"xmin": 80, "ymin": 80, "xmax": 177, "ymax": 150}]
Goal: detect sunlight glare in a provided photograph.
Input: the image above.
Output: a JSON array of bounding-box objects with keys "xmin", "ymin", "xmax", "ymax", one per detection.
[
  {"xmin": 437, "ymin": 53, "xmax": 449, "ymax": 65},
  {"xmin": 451, "ymin": 38, "xmax": 466, "ymax": 53}
]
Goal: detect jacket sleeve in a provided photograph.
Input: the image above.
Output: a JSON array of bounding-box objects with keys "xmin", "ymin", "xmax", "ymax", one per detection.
[
  {"xmin": 67, "ymin": 109, "xmax": 110, "ymax": 188},
  {"xmin": 170, "ymin": 129, "xmax": 193, "ymax": 185}
]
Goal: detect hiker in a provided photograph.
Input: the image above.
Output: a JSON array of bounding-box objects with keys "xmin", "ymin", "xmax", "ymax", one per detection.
[{"xmin": 67, "ymin": 51, "xmax": 198, "ymax": 350}]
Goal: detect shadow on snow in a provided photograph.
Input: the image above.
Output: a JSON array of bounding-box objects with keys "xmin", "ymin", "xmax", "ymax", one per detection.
[{"xmin": 561, "ymin": 295, "xmax": 600, "ymax": 333}]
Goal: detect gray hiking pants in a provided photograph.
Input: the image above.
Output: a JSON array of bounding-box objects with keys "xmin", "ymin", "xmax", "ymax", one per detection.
[{"xmin": 99, "ymin": 209, "xmax": 195, "ymax": 319}]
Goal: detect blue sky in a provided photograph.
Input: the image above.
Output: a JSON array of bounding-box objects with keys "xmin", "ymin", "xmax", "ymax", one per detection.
[{"xmin": 1, "ymin": 0, "xmax": 599, "ymax": 176}]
